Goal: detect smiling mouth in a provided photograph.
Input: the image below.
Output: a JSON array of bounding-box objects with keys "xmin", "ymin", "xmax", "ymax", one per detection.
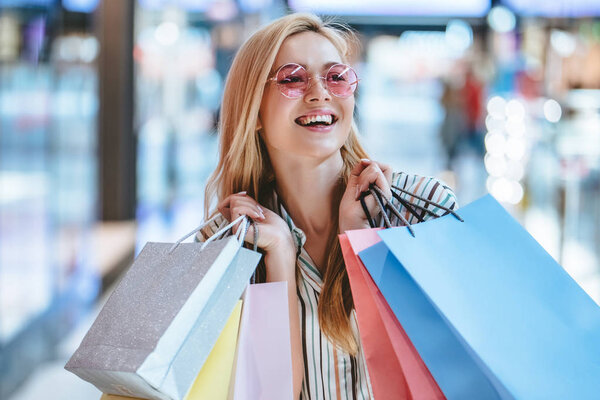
[{"xmin": 295, "ymin": 114, "xmax": 338, "ymax": 127}]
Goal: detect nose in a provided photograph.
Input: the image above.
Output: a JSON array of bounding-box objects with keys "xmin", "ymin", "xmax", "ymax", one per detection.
[{"xmin": 304, "ymin": 77, "xmax": 331, "ymax": 103}]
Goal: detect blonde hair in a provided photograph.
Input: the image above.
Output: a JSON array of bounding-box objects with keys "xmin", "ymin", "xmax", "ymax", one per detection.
[{"xmin": 204, "ymin": 13, "xmax": 368, "ymax": 355}]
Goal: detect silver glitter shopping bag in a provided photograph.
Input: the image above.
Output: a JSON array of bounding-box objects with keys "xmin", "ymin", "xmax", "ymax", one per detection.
[{"xmin": 65, "ymin": 216, "xmax": 262, "ymax": 400}]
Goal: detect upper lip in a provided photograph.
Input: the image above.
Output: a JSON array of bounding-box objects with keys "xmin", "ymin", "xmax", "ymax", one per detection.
[{"xmin": 296, "ymin": 109, "xmax": 338, "ymax": 121}]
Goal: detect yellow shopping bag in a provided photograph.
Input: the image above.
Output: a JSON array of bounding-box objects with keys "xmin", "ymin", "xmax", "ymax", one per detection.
[
  {"xmin": 185, "ymin": 300, "xmax": 242, "ymax": 400},
  {"xmin": 100, "ymin": 395, "xmax": 142, "ymax": 400}
]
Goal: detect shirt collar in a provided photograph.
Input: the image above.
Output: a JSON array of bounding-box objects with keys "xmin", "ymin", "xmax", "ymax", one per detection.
[{"xmin": 271, "ymin": 190, "xmax": 307, "ymax": 249}]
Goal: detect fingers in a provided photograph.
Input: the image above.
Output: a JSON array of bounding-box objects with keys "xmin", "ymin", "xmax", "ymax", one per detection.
[
  {"xmin": 379, "ymin": 162, "xmax": 393, "ymax": 184},
  {"xmin": 353, "ymin": 160, "xmax": 392, "ymax": 200},
  {"xmin": 218, "ymin": 192, "xmax": 265, "ymax": 239},
  {"xmin": 217, "ymin": 192, "xmax": 265, "ymax": 222},
  {"xmin": 349, "ymin": 158, "xmax": 372, "ymax": 179}
]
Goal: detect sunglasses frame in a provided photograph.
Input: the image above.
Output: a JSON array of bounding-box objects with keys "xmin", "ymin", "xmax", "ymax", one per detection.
[{"xmin": 267, "ymin": 62, "xmax": 359, "ymax": 99}]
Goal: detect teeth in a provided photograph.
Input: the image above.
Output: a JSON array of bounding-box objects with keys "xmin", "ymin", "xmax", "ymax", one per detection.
[{"xmin": 298, "ymin": 114, "xmax": 334, "ymax": 126}]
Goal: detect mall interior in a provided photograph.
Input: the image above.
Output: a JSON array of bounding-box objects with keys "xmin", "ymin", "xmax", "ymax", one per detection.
[{"xmin": 1, "ymin": 0, "xmax": 599, "ymax": 399}]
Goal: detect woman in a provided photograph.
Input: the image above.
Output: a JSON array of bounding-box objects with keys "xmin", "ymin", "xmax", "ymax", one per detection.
[{"xmin": 200, "ymin": 13, "xmax": 457, "ymax": 399}]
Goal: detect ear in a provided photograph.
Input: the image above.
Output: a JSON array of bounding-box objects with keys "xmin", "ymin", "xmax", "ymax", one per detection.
[{"xmin": 256, "ymin": 116, "xmax": 263, "ymax": 132}]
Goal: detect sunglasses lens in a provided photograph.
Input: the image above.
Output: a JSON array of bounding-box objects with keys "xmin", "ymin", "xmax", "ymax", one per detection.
[
  {"xmin": 327, "ymin": 64, "xmax": 357, "ymax": 98},
  {"xmin": 276, "ymin": 64, "xmax": 308, "ymax": 98},
  {"xmin": 273, "ymin": 63, "xmax": 358, "ymax": 98}
]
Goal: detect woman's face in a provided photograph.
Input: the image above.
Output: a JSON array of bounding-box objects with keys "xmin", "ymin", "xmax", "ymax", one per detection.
[{"xmin": 258, "ymin": 31, "xmax": 355, "ymax": 162}]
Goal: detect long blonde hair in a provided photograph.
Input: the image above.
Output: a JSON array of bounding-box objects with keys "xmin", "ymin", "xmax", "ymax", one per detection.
[{"xmin": 204, "ymin": 13, "xmax": 368, "ymax": 355}]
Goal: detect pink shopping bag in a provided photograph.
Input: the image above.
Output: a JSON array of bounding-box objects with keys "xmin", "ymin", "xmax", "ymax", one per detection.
[
  {"xmin": 341, "ymin": 229, "xmax": 444, "ymax": 400},
  {"xmin": 232, "ymin": 282, "xmax": 294, "ymax": 400}
]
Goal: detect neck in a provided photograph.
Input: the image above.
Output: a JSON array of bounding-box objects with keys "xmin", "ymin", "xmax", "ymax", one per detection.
[{"xmin": 269, "ymin": 150, "xmax": 344, "ymax": 237}]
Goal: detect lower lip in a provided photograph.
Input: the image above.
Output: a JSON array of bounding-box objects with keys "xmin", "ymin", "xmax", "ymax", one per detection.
[{"xmin": 297, "ymin": 121, "xmax": 336, "ymax": 132}]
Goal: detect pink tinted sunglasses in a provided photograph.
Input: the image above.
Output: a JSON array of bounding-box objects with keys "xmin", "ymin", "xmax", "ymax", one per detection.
[{"xmin": 267, "ymin": 63, "xmax": 359, "ymax": 99}]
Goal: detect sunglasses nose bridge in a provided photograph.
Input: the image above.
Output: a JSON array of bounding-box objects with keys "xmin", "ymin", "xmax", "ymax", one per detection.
[{"xmin": 305, "ymin": 75, "xmax": 330, "ymax": 96}]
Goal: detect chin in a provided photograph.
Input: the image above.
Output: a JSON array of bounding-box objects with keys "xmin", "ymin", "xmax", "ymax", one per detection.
[{"xmin": 291, "ymin": 139, "xmax": 347, "ymax": 160}]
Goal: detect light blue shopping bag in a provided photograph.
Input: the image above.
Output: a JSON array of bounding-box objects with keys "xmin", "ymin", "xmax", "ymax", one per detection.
[
  {"xmin": 359, "ymin": 242, "xmax": 502, "ymax": 399},
  {"xmin": 361, "ymin": 194, "xmax": 600, "ymax": 400}
]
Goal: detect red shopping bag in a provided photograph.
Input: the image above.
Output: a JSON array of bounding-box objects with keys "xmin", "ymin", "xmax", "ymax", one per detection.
[{"xmin": 340, "ymin": 229, "xmax": 444, "ymax": 400}]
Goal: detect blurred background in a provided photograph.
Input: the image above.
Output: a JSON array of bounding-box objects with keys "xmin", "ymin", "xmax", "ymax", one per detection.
[{"xmin": 1, "ymin": 0, "xmax": 599, "ymax": 398}]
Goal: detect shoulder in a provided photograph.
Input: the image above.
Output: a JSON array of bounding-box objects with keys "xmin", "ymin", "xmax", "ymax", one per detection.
[{"xmin": 389, "ymin": 171, "xmax": 458, "ymax": 224}]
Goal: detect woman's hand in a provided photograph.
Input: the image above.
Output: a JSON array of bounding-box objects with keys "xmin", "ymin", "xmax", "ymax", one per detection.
[
  {"xmin": 218, "ymin": 192, "xmax": 296, "ymax": 257},
  {"xmin": 339, "ymin": 159, "xmax": 392, "ymax": 233}
]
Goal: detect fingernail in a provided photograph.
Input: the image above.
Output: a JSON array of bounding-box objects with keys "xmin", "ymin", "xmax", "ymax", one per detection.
[
  {"xmin": 360, "ymin": 158, "xmax": 370, "ymax": 163},
  {"xmin": 237, "ymin": 191, "xmax": 247, "ymax": 195},
  {"xmin": 260, "ymin": 212, "xmax": 265, "ymax": 219},
  {"xmin": 258, "ymin": 206, "xmax": 264, "ymax": 213}
]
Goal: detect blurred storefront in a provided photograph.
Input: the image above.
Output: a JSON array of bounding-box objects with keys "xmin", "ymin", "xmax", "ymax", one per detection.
[
  {"xmin": 0, "ymin": 2, "xmax": 103, "ymax": 397},
  {"xmin": 1, "ymin": 0, "xmax": 599, "ymax": 399}
]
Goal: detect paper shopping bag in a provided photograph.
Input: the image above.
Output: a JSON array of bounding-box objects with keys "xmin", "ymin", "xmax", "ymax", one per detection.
[
  {"xmin": 184, "ymin": 300, "xmax": 242, "ymax": 400},
  {"xmin": 359, "ymin": 240, "xmax": 501, "ymax": 399},
  {"xmin": 340, "ymin": 232, "xmax": 410, "ymax": 400},
  {"xmin": 66, "ymin": 232, "xmax": 261, "ymax": 400},
  {"xmin": 373, "ymin": 194, "xmax": 600, "ymax": 399},
  {"xmin": 101, "ymin": 395, "xmax": 144, "ymax": 400},
  {"xmin": 99, "ymin": 301, "xmax": 243, "ymax": 400},
  {"xmin": 340, "ymin": 230, "xmax": 444, "ymax": 400},
  {"xmin": 232, "ymin": 282, "xmax": 294, "ymax": 400}
]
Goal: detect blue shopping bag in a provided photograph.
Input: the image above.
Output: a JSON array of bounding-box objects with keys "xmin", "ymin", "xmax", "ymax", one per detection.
[
  {"xmin": 361, "ymin": 194, "xmax": 600, "ymax": 400},
  {"xmin": 359, "ymin": 242, "xmax": 502, "ymax": 399}
]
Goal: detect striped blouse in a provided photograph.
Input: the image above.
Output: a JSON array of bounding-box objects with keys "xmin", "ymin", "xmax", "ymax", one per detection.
[{"xmin": 199, "ymin": 171, "xmax": 458, "ymax": 400}]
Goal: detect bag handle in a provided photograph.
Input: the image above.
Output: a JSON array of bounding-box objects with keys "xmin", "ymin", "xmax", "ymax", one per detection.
[
  {"xmin": 359, "ymin": 183, "xmax": 464, "ymax": 237},
  {"xmin": 168, "ymin": 213, "xmax": 223, "ymax": 253},
  {"xmin": 368, "ymin": 185, "xmax": 416, "ymax": 237},
  {"xmin": 200, "ymin": 215, "xmax": 259, "ymax": 251},
  {"xmin": 360, "ymin": 185, "xmax": 414, "ymax": 235},
  {"xmin": 199, "ymin": 214, "xmax": 245, "ymax": 250},
  {"xmin": 391, "ymin": 184, "xmax": 463, "ymax": 222},
  {"xmin": 233, "ymin": 217, "xmax": 260, "ymax": 253},
  {"xmin": 169, "ymin": 214, "xmax": 259, "ymax": 253}
]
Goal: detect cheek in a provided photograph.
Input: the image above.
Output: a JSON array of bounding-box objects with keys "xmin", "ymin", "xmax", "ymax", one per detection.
[
  {"xmin": 340, "ymin": 98, "xmax": 355, "ymax": 129},
  {"xmin": 346, "ymin": 96, "xmax": 356, "ymax": 113},
  {"xmin": 260, "ymin": 91, "xmax": 290, "ymax": 130},
  {"xmin": 259, "ymin": 94, "xmax": 292, "ymax": 148}
]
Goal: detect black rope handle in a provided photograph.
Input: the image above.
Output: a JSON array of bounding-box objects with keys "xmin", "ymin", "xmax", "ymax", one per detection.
[
  {"xmin": 359, "ymin": 191, "xmax": 383, "ymax": 229},
  {"xmin": 391, "ymin": 184, "xmax": 464, "ymax": 222},
  {"xmin": 358, "ymin": 182, "xmax": 465, "ymax": 237},
  {"xmin": 370, "ymin": 185, "xmax": 415, "ymax": 237},
  {"xmin": 359, "ymin": 185, "xmax": 415, "ymax": 236},
  {"xmin": 360, "ymin": 193, "xmax": 376, "ymax": 228},
  {"xmin": 391, "ymin": 191, "xmax": 426, "ymax": 222},
  {"xmin": 247, "ymin": 218, "xmax": 260, "ymax": 284}
]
